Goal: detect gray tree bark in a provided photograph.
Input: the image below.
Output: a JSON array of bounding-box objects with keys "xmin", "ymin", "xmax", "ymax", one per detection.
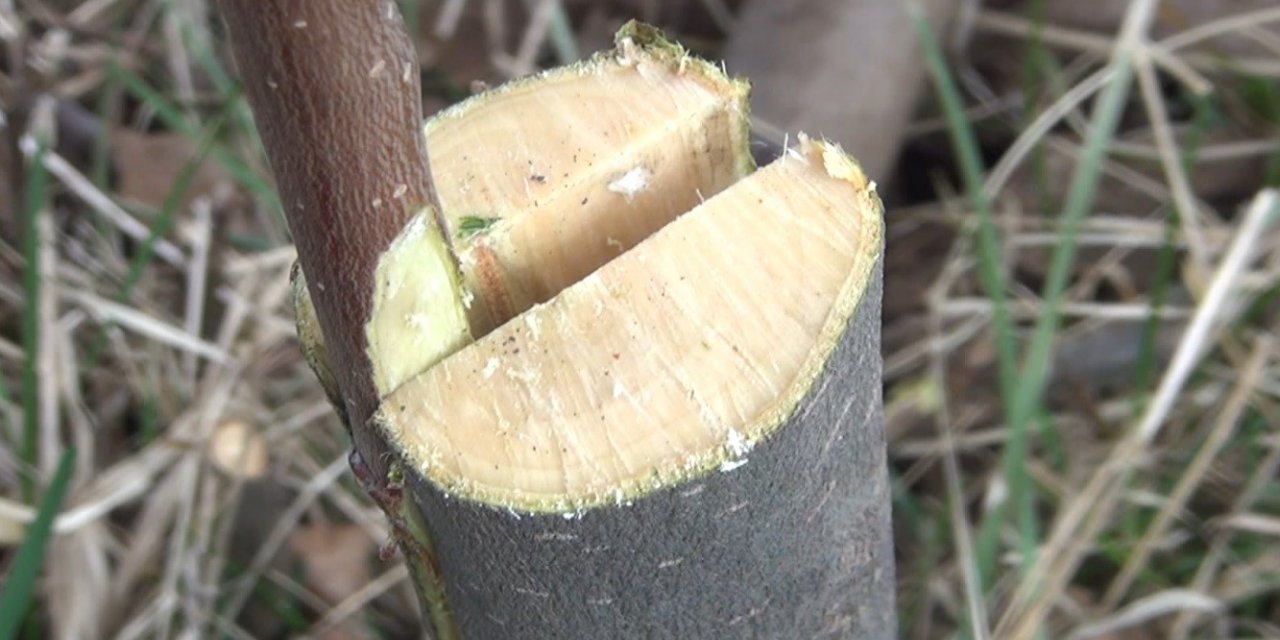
[{"xmin": 410, "ymin": 270, "xmax": 893, "ymax": 639}]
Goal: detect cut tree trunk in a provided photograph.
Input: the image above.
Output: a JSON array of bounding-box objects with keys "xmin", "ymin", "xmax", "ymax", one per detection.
[
  {"xmin": 221, "ymin": 2, "xmax": 894, "ymax": 637},
  {"xmin": 382, "ymin": 137, "xmax": 893, "ymax": 638}
]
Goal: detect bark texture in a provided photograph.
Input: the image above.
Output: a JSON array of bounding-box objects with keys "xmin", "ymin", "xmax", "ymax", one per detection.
[
  {"xmin": 409, "ymin": 267, "xmax": 893, "ymax": 639},
  {"xmin": 221, "ymin": 0, "xmax": 438, "ymax": 476}
]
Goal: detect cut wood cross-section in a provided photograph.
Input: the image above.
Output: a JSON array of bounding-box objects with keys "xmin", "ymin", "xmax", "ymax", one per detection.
[
  {"xmin": 387, "ymin": 135, "xmax": 891, "ymax": 639},
  {"xmin": 225, "ymin": 5, "xmax": 892, "ymax": 637},
  {"xmin": 385, "ymin": 136, "xmax": 881, "ymax": 513}
]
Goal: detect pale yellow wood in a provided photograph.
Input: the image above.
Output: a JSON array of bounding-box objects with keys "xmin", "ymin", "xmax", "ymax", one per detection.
[
  {"xmin": 426, "ymin": 37, "xmax": 750, "ymax": 332},
  {"xmin": 380, "ymin": 138, "xmax": 881, "ymax": 512}
]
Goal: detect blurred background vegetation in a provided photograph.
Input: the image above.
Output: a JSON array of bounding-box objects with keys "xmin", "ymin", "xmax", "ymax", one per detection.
[{"xmin": 1, "ymin": 0, "xmax": 1278, "ymax": 637}]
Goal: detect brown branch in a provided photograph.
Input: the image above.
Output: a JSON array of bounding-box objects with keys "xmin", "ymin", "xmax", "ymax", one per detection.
[{"xmin": 220, "ymin": 0, "xmax": 435, "ymax": 475}]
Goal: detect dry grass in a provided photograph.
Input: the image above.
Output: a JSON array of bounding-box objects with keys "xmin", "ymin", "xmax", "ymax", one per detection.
[{"xmin": 2, "ymin": 1, "xmax": 1279, "ymax": 638}]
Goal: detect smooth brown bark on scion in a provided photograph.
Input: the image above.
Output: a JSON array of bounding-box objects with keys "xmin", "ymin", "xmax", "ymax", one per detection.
[{"xmin": 221, "ymin": 0, "xmax": 436, "ymax": 475}]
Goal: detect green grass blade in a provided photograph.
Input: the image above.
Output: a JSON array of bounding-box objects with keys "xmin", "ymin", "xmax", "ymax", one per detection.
[
  {"xmin": 1004, "ymin": 40, "xmax": 1141, "ymax": 441},
  {"xmin": 1003, "ymin": 48, "xmax": 1146, "ymax": 424},
  {"xmin": 911, "ymin": 4, "xmax": 1023, "ymax": 588},
  {"xmin": 0, "ymin": 448, "xmax": 78, "ymax": 640},
  {"xmin": 79, "ymin": 106, "xmax": 231, "ymax": 372},
  {"xmin": 109, "ymin": 63, "xmax": 280, "ymax": 214},
  {"xmin": 911, "ymin": 11, "xmax": 1019, "ymax": 414},
  {"xmin": 119, "ymin": 103, "xmax": 231, "ymax": 300},
  {"xmin": 158, "ymin": 1, "xmax": 263, "ymax": 144},
  {"xmin": 987, "ymin": 7, "xmax": 1147, "ymax": 614}
]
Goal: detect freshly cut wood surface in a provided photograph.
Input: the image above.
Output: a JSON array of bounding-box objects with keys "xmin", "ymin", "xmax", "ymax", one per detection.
[
  {"xmin": 426, "ymin": 25, "xmax": 751, "ymax": 333},
  {"xmin": 380, "ymin": 137, "xmax": 881, "ymax": 512},
  {"xmin": 298, "ymin": 25, "xmax": 751, "ymax": 401},
  {"xmin": 365, "ymin": 210, "xmax": 472, "ymax": 397}
]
